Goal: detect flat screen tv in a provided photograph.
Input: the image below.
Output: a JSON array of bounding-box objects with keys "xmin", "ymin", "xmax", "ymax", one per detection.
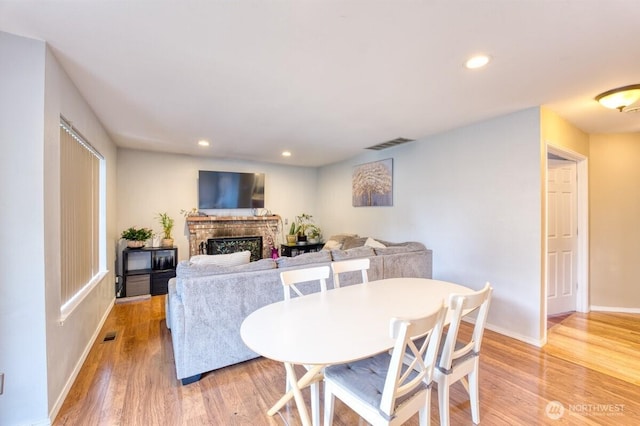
[{"xmin": 198, "ymin": 170, "xmax": 265, "ymax": 209}]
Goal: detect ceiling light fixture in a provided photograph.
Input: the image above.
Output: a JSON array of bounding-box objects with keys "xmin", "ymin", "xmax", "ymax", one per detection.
[
  {"xmin": 595, "ymin": 84, "xmax": 640, "ymax": 112},
  {"xmin": 282, "ymin": 151, "xmax": 292, "ymax": 157},
  {"xmin": 198, "ymin": 140, "xmax": 210, "ymax": 147},
  {"xmin": 465, "ymin": 54, "xmax": 490, "ymax": 69}
]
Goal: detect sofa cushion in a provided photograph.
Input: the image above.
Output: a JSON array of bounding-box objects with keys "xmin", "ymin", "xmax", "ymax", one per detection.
[
  {"xmin": 177, "ymin": 258, "xmax": 277, "ymax": 280},
  {"xmin": 373, "ymin": 242, "xmax": 426, "ymax": 255},
  {"xmin": 331, "ymin": 246, "xmax": 375, "ymax": 261},
  {"xmin": 189, "ymin": 250, "xmax": 251, "ymax": 266},
  {"xmin": 276, "ymin": 250, "xmax": 332, "ymax": 268}
]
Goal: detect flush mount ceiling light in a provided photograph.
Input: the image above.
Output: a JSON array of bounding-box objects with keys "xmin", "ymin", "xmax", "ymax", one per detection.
[
  {"xmin": 465, "ymin": 54, "xmax": 491, "ymax": 69},
  {"xmin": 595, "ymin": 84, "xmax": 640, "ymax": 112},
  {"xmin": 281, "ymin": 150, "xmax": 292, "ymax": 157},
  {"xmin": 198, "ymin": 139, "xmax": 210, "ymax": 147}
]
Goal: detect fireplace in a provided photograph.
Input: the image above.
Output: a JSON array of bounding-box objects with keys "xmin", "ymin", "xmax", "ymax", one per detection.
[
  {"xmin": 204, "ymin": 236, "xmax": 263, "ymax": 261},
  {"xmin": 186, "ymin": 215, "xmax": 281, "ymax": 259}
]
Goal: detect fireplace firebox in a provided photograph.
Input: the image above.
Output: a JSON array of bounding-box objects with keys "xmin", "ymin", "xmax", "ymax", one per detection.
[{"xmin": 205, "ymin": 236, "xmax": 263, "ymax": 261}]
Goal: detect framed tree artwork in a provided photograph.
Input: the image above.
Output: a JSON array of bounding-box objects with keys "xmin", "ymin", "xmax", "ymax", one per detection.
[{"xmin": 352, "ymin": 158, "xmax": 393, "ymax": 207}]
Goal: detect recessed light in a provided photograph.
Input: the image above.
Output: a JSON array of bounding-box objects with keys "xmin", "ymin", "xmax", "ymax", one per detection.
[
  {"xmin": 198, "ymin": 140, "xmax": 210, "ymax": 147},
  {"xmin": 282, "ymin": 151, "xmax": 292, "ymax": 157},
  {"xmin": 465, "ymin": 54, "xmax": 491, "ymax": 69}
]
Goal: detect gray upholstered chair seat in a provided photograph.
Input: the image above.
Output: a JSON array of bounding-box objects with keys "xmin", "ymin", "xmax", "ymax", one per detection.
[
  {"xmin": 324, "ymin": 352, "xmax": 428, "ymax": 420},
  {"xmin": 411, "ymin": 334, "xmax": 478, "ymax": 375}
]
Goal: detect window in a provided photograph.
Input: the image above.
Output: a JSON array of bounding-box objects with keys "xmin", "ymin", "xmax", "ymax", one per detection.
[{"xmin": 59, "ymin": 117, "xmax": 106, "ymax": 320}]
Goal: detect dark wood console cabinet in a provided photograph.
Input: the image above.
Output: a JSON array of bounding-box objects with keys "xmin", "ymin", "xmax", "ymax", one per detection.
[
  {"xmin": 120, "ymin": 247, "xmax": 177, "ymax": 297},
  {"xmin": 280, "ymin": 241, "xmax": 324, "ymax": 257}
]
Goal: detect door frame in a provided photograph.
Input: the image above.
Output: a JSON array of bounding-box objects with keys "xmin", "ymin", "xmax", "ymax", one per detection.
[{"xmin": 545, "ymin": 143, "xmax": 589, "ymax": 316}]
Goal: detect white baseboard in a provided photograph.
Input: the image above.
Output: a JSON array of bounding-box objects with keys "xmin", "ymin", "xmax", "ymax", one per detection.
[
  {"xmin": 590, "ymin": 305, "xmax": 640, "ymax": 314},
  {"xmin": 48, "ymin": 298, "xmax": 115, "ymax": 423},
  {"xmin": 462, "ymin": 318, "xmax": 544, "ymax": 348},
  {"xmin": 484, "ymin": 321, "xmax": 544, "ymax": 347},
  {"xmin": 115, "ymin": 294, "xmax": 151, "ymax": 304}
]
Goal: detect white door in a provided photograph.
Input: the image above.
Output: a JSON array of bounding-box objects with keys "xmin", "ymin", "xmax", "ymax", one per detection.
[{"xmin": 547, "ymin": 159, "xmax": 578, "ymax": 314}]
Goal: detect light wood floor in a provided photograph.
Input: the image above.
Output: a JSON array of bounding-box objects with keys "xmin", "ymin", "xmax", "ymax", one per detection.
[{"xmin": 53, "ymin": 296, "xmax": 640, "ymax": 425}]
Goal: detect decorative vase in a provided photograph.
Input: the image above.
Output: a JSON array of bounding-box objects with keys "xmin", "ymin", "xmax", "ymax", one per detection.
[
  {"xmin": 297, "ymin": 235, "xmax": 307, "ymax": 244},
  {"xmin": 161, "ymin": 238, "xmax": 174, "ymax": 247},
  {"xmin": 127, "ymin": 240, "xmax": 144, "ymax": 248},
  {"xmin": 286, "ymin": 235, "xmax": 297, "ymax": 244}
]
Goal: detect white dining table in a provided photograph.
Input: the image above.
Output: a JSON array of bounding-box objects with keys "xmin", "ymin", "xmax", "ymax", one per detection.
[{"xmin": 240, "ymin": 277, "xmax": 473, "ymax": 426}]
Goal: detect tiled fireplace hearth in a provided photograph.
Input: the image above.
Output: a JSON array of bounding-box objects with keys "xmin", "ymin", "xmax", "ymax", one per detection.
[{"xmin": 186, "ymin": 215, "xmax": 281, "ymax": 259}]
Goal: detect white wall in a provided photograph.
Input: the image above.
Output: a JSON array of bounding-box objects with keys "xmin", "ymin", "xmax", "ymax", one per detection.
[
  {"xmin": 0, "ymin": 31, "xmax": 49, "ymax": 426},
  {"xmin": 0, "ymin": 31, "xmax": 118, "ymax": 425},
  {"xmin": 116, "ymin": 149, "xmax": 319, "ymax": 261},
  {"xmin": 318, "ymin": 108, "xmax": 544, "ymax": 343},
  {"xmin": 43, "ymin": 45, "xmax": 118, "ymax": 420}
]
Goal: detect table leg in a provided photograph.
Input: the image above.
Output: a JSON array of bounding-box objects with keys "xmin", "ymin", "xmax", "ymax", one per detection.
[{"xmin": 267, "ymin": 363, "xmax": 324, "ymax": 425}]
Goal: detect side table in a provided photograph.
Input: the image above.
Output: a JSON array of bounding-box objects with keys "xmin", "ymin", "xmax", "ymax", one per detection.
[{"xmin": 280, "ymin": 241, "xmax": 324, "ymax": 257}]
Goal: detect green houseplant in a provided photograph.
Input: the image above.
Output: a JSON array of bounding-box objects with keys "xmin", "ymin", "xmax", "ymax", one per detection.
[
  {"xmin": 286, "ymin": 221, "xmax": 298, "ymax": 244},
  {"xmin": 157, "ymin": 212, "xmax": 175, "ymax": 247},
  {"xmin": 121, "ymin": 227, "xmax": 153, "ymax": 248},
  {"xmin": 295, "ymin": 213, "xmax": 322, "ymax": 243}
]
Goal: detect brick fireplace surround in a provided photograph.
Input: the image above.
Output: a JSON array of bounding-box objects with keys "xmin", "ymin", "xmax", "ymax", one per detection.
[{"xmin": 186, "ymin": 215, "xmax": 282, "ymax": 259}]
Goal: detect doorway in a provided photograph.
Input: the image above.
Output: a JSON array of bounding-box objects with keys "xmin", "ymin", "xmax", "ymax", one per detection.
[{"xmin": 545, "ymin": 145, "xmax": 589, "ymax": 330}]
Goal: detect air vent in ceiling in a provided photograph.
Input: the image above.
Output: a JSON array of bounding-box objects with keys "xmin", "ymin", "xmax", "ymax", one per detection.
[{"xmin": 366, "ymin": 137, "xmax": 415, "ymax": 151}]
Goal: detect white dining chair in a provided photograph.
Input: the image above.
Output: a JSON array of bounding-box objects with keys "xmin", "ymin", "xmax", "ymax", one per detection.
[
  {"xmin": 331, "ymin": 257, "xmax": 370, "ymax": 288},
  {"xmin": 280, "ymin": 265, "xmax": 330, "ymax": 300},
  {"xmin": 323, "ymin": 303, "xmax": 447, "ymax": 426},
  {"xmin": 434, "ymin": 282, "xmax": 492, "ymax": 426},
  {"xmin": 279, "ymin": 265, "xmax": 330, "ymax": 425}
]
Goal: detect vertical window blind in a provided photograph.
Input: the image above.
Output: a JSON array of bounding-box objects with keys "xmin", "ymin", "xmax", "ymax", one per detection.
[{"xmin": 60, "ymin": 119, "xmax": 102, "ymax": 309}]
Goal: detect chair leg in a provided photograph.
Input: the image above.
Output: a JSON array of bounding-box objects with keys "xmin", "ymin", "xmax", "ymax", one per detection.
[
  {"xmin": 438, "ymin": 378, "xmax": 450, "ymax": 426},
  {"xmin": 419, "ymin": 389, "xmax": 431, "ymax": 426},
  {"xmin": 323, "ymin": 383, "xmax": 335, "ymax": 426},
  {"xmin": 468, "ymin": 362, "xmax": 480, "ymax": 424}
]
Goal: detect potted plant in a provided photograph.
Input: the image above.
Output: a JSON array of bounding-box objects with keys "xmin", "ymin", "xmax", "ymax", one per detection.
[
  {"xmin": 295, "ymin": 213, "xmax": 319, "ymax": 243},
  {"xmin": 121, "ymin": 227, "xmax": 153, "ymax": 248},
  {"xmin": 286, "ymin": 221, "xmax": 298, "ymax": 244},
  {"xmin": 157, "ymin": 212, "xmax": 175, "ymax": 247},
  {"xmin": 305, "ymin": 224, "xmax": 322, "ymax": 244}
]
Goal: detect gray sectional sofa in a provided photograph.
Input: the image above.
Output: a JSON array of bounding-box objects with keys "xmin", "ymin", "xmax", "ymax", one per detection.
[{"xmin": 166, "ymin": 239, "xmax": 432, "ymax": 384}]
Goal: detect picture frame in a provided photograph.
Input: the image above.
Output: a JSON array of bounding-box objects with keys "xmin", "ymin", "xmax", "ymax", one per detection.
[{"xmin": 352, "ymin": 158, "xmax": 393, "ymax": 207}]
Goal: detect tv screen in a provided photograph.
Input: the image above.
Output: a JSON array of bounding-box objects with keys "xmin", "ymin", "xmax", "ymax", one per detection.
[{"xmin": 198, "ymin": 170, "xmax": 265, "ymax": 209}]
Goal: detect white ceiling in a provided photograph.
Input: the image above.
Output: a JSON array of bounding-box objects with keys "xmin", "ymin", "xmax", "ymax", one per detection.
[{"xmin": 1, "ymin": 1, "xmax": 639, "ymax": 167}]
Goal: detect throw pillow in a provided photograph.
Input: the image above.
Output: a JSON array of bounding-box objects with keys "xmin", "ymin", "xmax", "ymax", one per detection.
[
  {"xmin": 341, "ymin": 236, "xmax": 368, "ymax": 250},
  {"xmin": 322, "ymin": 240, "xmax": 342, "ymax": 250},
  {"xmin": 364, "ymin": 237, "xmax": 386, "ymax": 248},
  {"xmin": 322, "ymin": 233, "xmax": 359, "ymax": 250},
  {"xmin": 189, "ymin": 250, "xmax": 251, "ymax": 266}
]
